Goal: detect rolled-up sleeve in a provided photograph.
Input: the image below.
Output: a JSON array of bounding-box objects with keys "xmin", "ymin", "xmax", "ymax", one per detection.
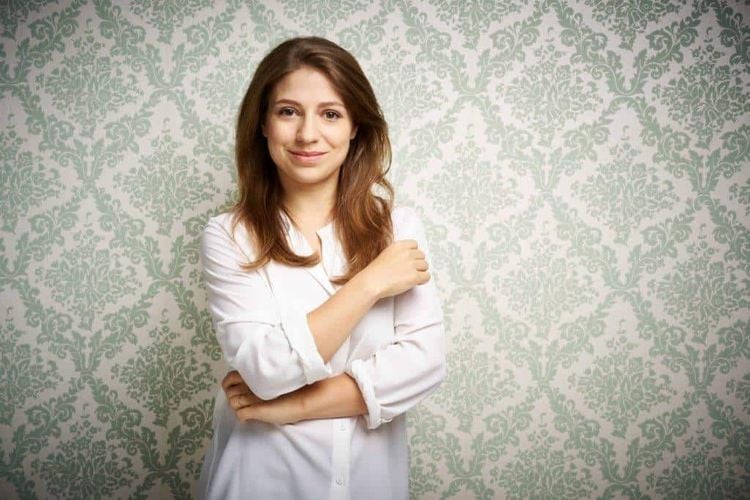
[
  {"xmin": 345, "ymin": 207, "xmax": 447, "ymax": 430},
  {"xmin": 201, "ymin": 216, "xmax": 332, "ymax": 400}
]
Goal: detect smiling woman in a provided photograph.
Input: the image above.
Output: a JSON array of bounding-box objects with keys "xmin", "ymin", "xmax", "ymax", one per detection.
[
  {"xmin": 197, "ymin": 36, "xmax": 446, "ymax": 500},
  {"xmin": 261, "ymin": 67, "xmax": 358, "ymax": 195}
]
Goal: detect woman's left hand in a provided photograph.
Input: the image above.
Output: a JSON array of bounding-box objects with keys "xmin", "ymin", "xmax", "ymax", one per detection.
[{"xmin": 222, "ymin": 370, "xmax": 305, "ymax": 425}]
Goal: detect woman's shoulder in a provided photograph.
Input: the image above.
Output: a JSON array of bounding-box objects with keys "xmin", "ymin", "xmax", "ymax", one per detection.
[
  {"xmin": 203, "ymin": 211, "xmax": 257, "ymax": 261},
  {"xmin": 206, "ymin": 210, "xmax": 232, "ymax": 227},
  {"xmin": 205, "ymin": 211, "xmax": 240, "ymax": 239}
]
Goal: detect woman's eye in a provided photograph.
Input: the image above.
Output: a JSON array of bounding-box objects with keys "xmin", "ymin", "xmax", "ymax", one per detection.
[
  {"xmin": 324, "ymin": 110, "xmax": 341, "ymax": 120},
  {"xmin": 279, "ymin": 107, "xmax": 296, "ymax": 116}
]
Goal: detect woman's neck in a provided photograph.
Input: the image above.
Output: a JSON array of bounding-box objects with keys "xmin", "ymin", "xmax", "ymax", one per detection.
[{"xmin": 282, "ymin": 199, "xmax": 334, "ymax": 231}]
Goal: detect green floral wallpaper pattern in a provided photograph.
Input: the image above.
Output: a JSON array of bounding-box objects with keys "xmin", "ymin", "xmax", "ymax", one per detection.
[{"xmin": 1, "ymin": 0, "xmax": 749, "ymax": 498}]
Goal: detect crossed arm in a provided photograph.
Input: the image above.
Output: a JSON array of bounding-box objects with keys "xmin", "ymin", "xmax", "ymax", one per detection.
[
  {"xmin": 222, "ymin": 370, "xmax": 366, "ymax": 425},
  {"xmin": 201, "ymin": 208, "xmax": 445, "ymax": 429}
]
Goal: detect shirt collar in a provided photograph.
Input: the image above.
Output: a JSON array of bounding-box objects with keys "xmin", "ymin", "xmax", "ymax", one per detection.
[
  {"xmin": 279, "ymin": 210, "xmax": 334, "ymax": 253},
  {"xmin": 278, "ymin": 209, "xmax": 345, "ymax": 292}
]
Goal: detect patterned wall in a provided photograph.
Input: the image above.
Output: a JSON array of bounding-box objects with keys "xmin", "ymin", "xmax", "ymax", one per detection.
[{"xmin": 1, "ymin": 0, "xmax": 749, "ymax": 498}]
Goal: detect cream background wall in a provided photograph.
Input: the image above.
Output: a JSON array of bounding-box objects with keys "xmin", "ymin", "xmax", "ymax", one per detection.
[{"xmin": 1, "ymin": 0, "xmax": 749, "ymax": 498}]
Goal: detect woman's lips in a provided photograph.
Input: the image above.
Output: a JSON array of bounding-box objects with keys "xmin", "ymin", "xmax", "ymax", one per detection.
[{"xmin": 290, "ymin": 151, "xmax": 326, "ymax": 163}]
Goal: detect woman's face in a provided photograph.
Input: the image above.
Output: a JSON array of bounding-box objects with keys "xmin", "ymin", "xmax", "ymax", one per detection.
[{"xmin": 262, "ymin": 66, "xmax": 358, "ymax": 197}]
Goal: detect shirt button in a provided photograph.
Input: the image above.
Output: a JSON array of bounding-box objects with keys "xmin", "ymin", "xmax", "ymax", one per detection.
[
  {"xmin": 339, "ymin": 422, "xmax": 346, "ymax": 430},
  {"xmin": 336, "ymin": 477, "xmax": 344, "ymax": 485}
]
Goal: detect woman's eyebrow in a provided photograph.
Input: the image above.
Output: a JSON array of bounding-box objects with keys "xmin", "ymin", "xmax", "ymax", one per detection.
[{"xmin": 273, "ymin": 98, "xmax": 345, "ymax": 108}]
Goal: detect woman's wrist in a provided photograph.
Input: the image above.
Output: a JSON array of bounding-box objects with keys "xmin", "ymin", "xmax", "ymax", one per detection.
[{"xmin": 350, "ymin": 270, "xmax": 381, "ymax": 302}]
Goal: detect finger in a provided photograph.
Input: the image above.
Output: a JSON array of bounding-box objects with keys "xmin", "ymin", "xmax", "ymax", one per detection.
[
  {"xmin": 225, "ymin": 382, "xmax": 251, "ymax": 399},
  {"xmin": 417, "ymin": 270, "xmax": 431, "ymax": 284},
  {"xmin": 237, "ymin": 404, "xmax": 258, "ymax": 422},
  {"xmin": 228, "ymin": 394, "xmax": 242, "ymax": 410},
  {"xmin": 410, "ymin": 249, "xmax": 425, "ymax": 259},
  {"xmin": 229, "ymin": 394, "xmax": 258, "ymax": 410},
  {"xmin": 414, "ymin": 259, "xmax": 429, "ymax": 271},
  {"xmin": 397, "ymin": 239, "xmax": 418, "ymax": 248},
  {"xmin": 222, "ymin": 370, "xmax": 243, "ymax": 391},
  {"xmin": 230, "ymin": 394, "xmax": 254, "ymax": 410}
]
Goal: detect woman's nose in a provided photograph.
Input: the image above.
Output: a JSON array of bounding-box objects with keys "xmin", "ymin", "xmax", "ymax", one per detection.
[{"xmin": 296, "ymin": 115, "xmax": 319, "ymax": 143}]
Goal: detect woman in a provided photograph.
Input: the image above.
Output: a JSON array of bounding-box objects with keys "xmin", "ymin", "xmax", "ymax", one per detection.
[{"xmin": 197, "ymin": 36, "xmax": 446, "ymax": 500}]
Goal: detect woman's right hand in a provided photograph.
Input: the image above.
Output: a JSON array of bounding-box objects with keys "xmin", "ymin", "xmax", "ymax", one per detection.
[{"xmin": 359, "ymin": 239, "xmax": 431, "ymax": 300}]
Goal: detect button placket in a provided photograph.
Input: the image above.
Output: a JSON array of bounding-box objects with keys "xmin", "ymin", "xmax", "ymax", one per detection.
[{"xmin": 329, "ymin": 418, "xmax": 351, "ymax": 499}]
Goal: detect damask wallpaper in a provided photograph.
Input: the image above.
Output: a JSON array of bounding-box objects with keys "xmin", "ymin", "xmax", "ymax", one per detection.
[{"xmin": 1, "ymin": 0, "xmax": 749, "ymax": 498}]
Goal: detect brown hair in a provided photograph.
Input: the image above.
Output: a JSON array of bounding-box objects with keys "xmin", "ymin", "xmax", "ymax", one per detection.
[{"xmin": 229, "ymin": 36, "xmax": 394, "ymax": 285}]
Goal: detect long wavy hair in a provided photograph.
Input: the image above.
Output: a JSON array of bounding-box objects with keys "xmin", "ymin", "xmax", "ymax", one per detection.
[{"xmin": 228, "ymin": 36, "xmax": 394, "ymax": 285}]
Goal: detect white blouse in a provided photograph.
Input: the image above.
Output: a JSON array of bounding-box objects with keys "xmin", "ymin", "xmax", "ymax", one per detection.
[{"xmin": 196, "ymin": 205, "xmax": 446, "ymax": 500}]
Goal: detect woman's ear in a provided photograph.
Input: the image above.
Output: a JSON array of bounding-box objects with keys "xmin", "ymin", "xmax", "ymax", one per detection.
[
  {"xmin": 350, "ymin": 125, "xmax": 358, "ymax": 140},
  {"xmin": 261, "ymin": 123, "xmax": 267, "ymax": 138}
]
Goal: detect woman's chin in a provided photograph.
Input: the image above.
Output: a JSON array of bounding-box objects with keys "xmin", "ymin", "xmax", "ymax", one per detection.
[{"xmin": 283, "ymin": 168, "xmax": 340, "ymax": 187}]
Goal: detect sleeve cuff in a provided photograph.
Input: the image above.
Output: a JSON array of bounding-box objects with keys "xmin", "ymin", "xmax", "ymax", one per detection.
[
  {"xmin": 346, "ymin": 358, "xmax": 385, "ymax": 430},
  {"xmin": 277, "ymin": 296, "xmax": 332, "ymax": 384}
]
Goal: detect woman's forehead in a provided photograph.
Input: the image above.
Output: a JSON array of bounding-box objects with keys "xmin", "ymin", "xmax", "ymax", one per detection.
[{"xmin": 269, "ymin": 67, "xmax": 346, "ymax": 107}]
